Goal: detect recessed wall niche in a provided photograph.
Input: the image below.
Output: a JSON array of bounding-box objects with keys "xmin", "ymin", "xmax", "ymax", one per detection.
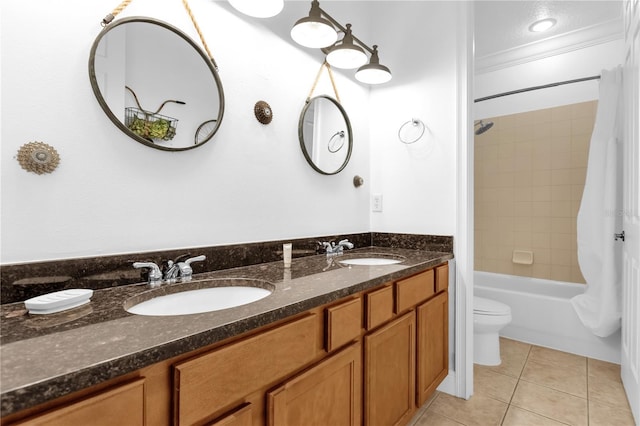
[{"xmin": 474, "ymin": 101, "xmax": 597, "ymax": 283}]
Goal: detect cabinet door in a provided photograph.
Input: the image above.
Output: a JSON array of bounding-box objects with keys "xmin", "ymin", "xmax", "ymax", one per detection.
[
  {"xmin": 364, "ymin": 312, "xmax": 416, "ymax": 426},
  {"xmin": 267, "ymin": 342, "xmax": 362, "ymax": 426},
  {"xmin": 416, "ymin": 292, "xmax": 448, "ymax": 406},
  {"xmin": 11, "ymin": 379, "xmax": 145, "ymax": 426}
]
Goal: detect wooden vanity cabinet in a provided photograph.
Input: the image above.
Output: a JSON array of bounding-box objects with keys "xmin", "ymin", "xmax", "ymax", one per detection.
[{"xmin": 3, "ymin": 262, "xmax": 450, "ymax": 426}]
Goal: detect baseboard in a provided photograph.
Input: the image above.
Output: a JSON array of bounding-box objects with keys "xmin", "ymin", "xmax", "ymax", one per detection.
[{"xmin": 436, "ymin": 369, "xmax": 457, "ymax": 396}]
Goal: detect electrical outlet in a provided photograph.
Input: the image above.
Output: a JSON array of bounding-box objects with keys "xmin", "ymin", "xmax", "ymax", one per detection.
[{"xmin": 372, "ymin": 193, "xmax": 383, "ymax": 212}]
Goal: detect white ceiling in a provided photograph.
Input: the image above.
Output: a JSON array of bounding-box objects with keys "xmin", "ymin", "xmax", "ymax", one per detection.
[{"xmin": 475, "ymin": 0, "xmax": 624, "ymax": 72}]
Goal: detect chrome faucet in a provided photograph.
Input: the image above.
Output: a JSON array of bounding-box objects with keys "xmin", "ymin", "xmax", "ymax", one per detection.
[
  {"xmin": 319, "ymin": 239, "xmax": 354, "ymax": 256},
  {"xmin": 133, "ymin": 262, "xmax": 163, "ymax": 288},
  {"xmin": 133, "ymin": 254, "xmax": 206, "ymax": 287}
]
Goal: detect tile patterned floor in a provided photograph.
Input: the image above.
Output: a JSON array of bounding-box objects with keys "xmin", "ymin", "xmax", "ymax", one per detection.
[{"xmin": 409, "ymin": 338, "xmax": 636, "ymax": 426}]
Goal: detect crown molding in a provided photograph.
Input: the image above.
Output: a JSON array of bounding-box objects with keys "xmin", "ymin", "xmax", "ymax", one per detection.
[{"xmin": 475, "ymin": 18, "xmax": 623, "ymax": 74}]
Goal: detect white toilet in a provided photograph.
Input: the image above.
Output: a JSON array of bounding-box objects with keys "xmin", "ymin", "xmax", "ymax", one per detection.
[{"xmin": 473, "ymin": 296, "xmax": 512, "ymax": 366}]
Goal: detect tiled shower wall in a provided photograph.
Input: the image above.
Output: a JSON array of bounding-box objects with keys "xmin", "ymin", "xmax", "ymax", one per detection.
[{"xmin": 474, "ymin": 101, "xmax": 597, "ymax": 284}]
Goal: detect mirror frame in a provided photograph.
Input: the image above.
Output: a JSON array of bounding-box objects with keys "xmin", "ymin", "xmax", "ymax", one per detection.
[
  {"xmin": 88, "ymin": 16, "xmax": 225, "ymax": 152},
  {"xmin": 298, "ymin": 95, "xmax": 353, "ymax": 175}
]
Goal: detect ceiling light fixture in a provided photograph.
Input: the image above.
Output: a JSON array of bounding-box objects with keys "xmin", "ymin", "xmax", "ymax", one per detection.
[
  {"xmin": 290, "ymin": 0, "xmax": 338, "ymax": 48},
  {"xmin": 325, "ymin": 24, "xmax": 367, "ymax": 69},
  {"xmin": 228, "ymin": 0, "xmax": 284, "ymax": 18},
  {"xmin": 291, "ymin": 0, "xmax": 392, "ymax": 84},
  {"xmin": 529, "ymin": 18, "xmax": 557, "ymax": 33},
  {"xmin": 355, "ymin": 45, "xmax": 392, "ymax": 84}
]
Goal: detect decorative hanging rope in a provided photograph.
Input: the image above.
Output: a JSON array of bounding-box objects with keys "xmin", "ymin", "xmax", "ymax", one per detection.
[
  {"xmin": 101, "ymin": 0, "xmax": 133, "ymax": 26},
  {"xmin": 306, "ymin": 61, "xmax": 341, "ymax": 104},
  {"xmin": 101, "ymin": 0, "xmax": 218, "ymax": 69},
  {"xmin": 180, "ymin": 0, "xmax": 218, "ymax": 70}
]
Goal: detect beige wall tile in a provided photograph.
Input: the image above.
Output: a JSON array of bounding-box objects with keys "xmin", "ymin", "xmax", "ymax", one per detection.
[
  {"xmin": 551, "ymin": 121, "xmax": 571, "ymax": 138},
  {"xmin": 532, "ymin": 170, "xmax": 552, "ymax": 186},
  {"xmin": 550, "ymin": 265, "xmax": 572, "ymax": 282},
  {"xmin": 474, "ymin": 104, "xmax": 591, "ymax": 284},
  {"xmin": 551, "ymin": 169, "xmax": 571, "ymax": 185},
  {"xmin": 551, "ymin": 200, "xmax": 571, "ymax": 217},
  {"xmin": 513, "ymin": 217, "xmax": 532, "ymax": 232},
  {"xmin": 532, "ymin": 264, "xmax": 551, "ymax": 279},
  {"xmin": 551, "ymin": 105, "xmax": 571, "ymax": 121},
  {"xmin": 551, "ymin": 151, "xmax": 571, "ymax": 169},
  {"xmin": 533, "ymin": 248, "xmax": 550, "ymax": 264},
  {"xmin": 512, "ymin": 264, "xmax": 533, "ymax": 277},
  {"xmin": 572, "ymin": 117, "xmax": 595, "ymax": 135},
  {"xmin": 531, "ymin": 186, "xmax": 551, "ymax": 201},
  {"xmin": 571, "ymin": 101, "xmax": 596, "ymax": 119},
  {"xmin": 531, "ymin": 217, "xmax": 551, "ymax": 233},
  {"xmin": 550, "ymin": 249, "xmax": 571, "ymax": 266}
]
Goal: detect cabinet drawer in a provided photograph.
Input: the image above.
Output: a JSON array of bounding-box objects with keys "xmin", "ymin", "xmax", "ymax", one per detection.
[
  {"xmin": 326, "ymin": 298, "xmax": 362, "ymax": 351},
  {"xmin": 435, "ymin": 263, "xmax": 449, "ymax": 293},
  {"xmin": 365, "ymin": 285, "xmax": 394, "ymax": 330},
  {"xmin": 174, "ymin": 314, "xmax": 318, "ymax": 426},
  {"xmin": 208, "ymin": 403, "xmax": 253, "ymax": 426},
  {"xmin": 12, "ymin": 379, "xmax": 145, "ymax": 426},
  {"xmin": 395, "ymin": 269, "xmax": 435, "ymax": 313}
]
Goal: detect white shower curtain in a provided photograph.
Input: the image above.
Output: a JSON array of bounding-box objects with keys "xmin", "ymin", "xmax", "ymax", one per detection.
[{"xmin": 571, "ymin": 66, "xmax": 623, "ymax": 338}]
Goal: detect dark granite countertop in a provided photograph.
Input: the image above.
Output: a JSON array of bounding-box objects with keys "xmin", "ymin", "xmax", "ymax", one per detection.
[{"xmin": 0, "ymin": 246, "xmax": 452, "ymax": 417}]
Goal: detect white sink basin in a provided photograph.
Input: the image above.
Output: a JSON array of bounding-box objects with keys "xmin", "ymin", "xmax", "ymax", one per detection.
[
  {"xmin": 339, "ymin": 257, "xmax": 404, "ymax": 266},
  {"xmin": 126, "ymin": 280, "xmax": 273, "ymax": 316}
]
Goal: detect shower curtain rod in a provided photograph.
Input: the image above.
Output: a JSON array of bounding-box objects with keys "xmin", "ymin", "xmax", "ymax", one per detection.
[{"xmin": 474, "ymin": 75, "xmax": 601, "ymax": 103}]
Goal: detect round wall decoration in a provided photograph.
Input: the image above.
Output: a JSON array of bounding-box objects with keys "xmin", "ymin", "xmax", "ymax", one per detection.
[
  {"xmin": 17, "ymin": 141, "xmax": 60, "ymax": 175},
  {"xmin": 254, "ymin": 101, "xmax": 273, "ymax": 125}
]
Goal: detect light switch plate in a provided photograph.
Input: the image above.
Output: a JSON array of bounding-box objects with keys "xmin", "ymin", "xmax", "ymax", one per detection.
[{"xmin": 372, "ymin": 193, "xmax": 383, "ymax": 212}]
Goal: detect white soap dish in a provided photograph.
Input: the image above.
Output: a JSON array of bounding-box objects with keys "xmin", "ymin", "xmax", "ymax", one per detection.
[{"xmin": 24, "ymin": 289, "xmax": 94, "ymax": 315}]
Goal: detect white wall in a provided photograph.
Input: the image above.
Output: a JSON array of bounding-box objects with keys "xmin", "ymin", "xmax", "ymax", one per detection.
[
  {"xmin": 369, "ymin": 1, "xmax": 460, "ymax": 236},
  {"xmin": 0, "ymin": 1, "xmax": 463, "ymax": 264},
  {"xmin": 475, "ymin": 39, "xmax": 624, "ymax": 119}
]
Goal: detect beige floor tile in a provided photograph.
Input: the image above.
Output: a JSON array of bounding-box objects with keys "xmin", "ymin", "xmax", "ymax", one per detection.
[
  {"xmin": 430, "ymin": 393, "xmax": 508, "ymax": 426},
  {"xmin": 413, "ymin": 410, "xmax": 466, "ymax": 426},
  {"xmin": 502, "ymin": 406, "xmax": 568, "ymax": 426},
  {"xmin": 588, "ymin": 372, "xmax": 632, "ymax": 411},
  {"xmin": 588, "ymin": 399, "xmax": 636, "ymax": 426},
  {"xmin": 527, "ymin": 345, "xmax": 586, "ymax": 371},
  {"xmin": 520, "ymin": 359, "xmax": 587, "ymax": 398},
  {"xmin": 511, "ymin": 380, "xmax": 588, "ymax": 426},
  {"xmin": 474, "ymin": 366, "xmax": 518, "ymax": 403},
  {"xmin": 588, "ymin": 358, "xmax": 622, "ymax": 383},
  {"xmin": 482, "ymin": 338, "xmax": 531, "ymax": 378}
]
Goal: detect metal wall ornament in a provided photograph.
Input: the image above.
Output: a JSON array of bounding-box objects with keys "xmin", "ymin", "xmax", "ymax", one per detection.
[
  {"xmin": 254, "ymin": 101, "xmax": 273, "ymax": 124},
  {"xmin": 17, "ymin": 142, "xmax": 60, "ymax": 175}
]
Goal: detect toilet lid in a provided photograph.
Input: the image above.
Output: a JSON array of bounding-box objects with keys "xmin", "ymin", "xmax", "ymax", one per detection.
[{"xmin": 474, "ymin": 296, "xmax": 511, "ymax": 315}]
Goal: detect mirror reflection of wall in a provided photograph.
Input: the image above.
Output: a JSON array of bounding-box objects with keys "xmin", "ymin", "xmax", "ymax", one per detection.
[
  {"xmin": 299, "ymin": 96, "xmax": 352, "ymax": 175},
  {"xmin": 89, "ymin": 18, "xmax": 224, "ymax": 151}
]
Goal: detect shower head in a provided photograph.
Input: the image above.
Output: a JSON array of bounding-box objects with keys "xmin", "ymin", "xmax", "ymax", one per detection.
[{"xmin": 474, "ymin": 120, "xmax": 494, "ymax": 135}]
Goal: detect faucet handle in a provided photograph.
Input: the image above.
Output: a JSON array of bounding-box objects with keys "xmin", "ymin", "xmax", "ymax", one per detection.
[
  {"xmin": 133, "ymin": 262, "xmax": 163, "ymax": 286},
  {"xmin": 177, "ymin": 255, "xmax": 206, "ymax": 281},
  {"xmin": 184, "ymin": 255, "xmax": 206, "ymax": 265}
]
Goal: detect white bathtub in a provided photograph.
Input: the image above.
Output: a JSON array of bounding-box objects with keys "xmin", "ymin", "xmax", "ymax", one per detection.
[{"xmin": 474, "ymin": 271, "xmax": 621, "ymax": 363}]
